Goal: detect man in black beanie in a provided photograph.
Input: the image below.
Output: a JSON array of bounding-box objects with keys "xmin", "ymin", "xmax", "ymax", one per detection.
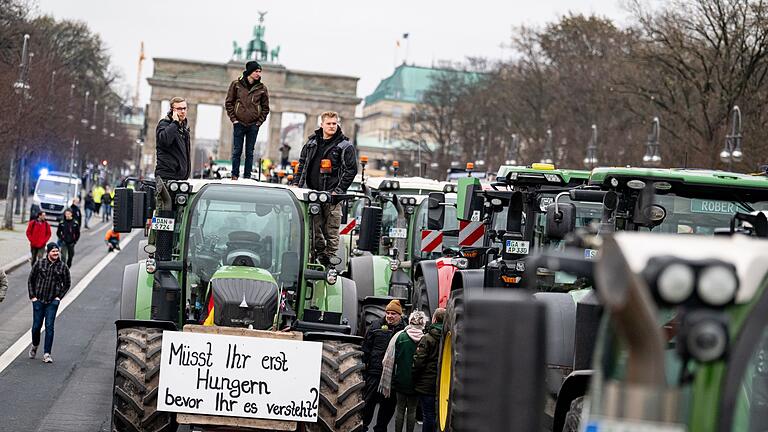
[
  {"xmin": 27, "ymin": 242, "xmax": 70, "ymax": 363},
  {"xmin": 225, "ymin": 61, "xmax": 270, "ymax": 180}
]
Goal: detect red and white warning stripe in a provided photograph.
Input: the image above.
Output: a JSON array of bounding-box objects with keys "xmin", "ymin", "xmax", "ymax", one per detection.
[
  {"xmin": 458, "ymin": 220, "xmax": 485, "ymax": 247},
  {"xmin": 339, "ymin": 219, "xmax": 357, "ymax": 235},
  {"xmin": 420, "ymin": 229, "xmax": 444, "ymax": 253}
]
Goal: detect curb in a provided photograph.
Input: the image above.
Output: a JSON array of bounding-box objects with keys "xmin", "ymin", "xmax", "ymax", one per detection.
[{"xmin": 2, "ymin": 255, "xmax": 29, "ymax": 274}]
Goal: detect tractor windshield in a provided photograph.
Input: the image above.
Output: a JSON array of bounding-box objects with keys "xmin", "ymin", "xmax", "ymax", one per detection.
[
  {"xmin": 413, "ymin": 198, "xmax": 458, "ymax": 259},
  {"xmin": 185, "ymin": 185, "xmax": 303, "ymax": 289},
  {"xmin": 646, "ymin": 195, "xmax": 768, "ymax": 235}
]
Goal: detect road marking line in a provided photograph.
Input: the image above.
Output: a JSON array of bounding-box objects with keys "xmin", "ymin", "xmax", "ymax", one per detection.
[{"xmin": 0, "ymin": 229, "xmax": 140, "ymax": 374}]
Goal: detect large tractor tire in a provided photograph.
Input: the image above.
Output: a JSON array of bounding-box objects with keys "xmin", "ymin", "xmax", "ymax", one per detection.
[
  {"xmin": 437, "ymin": 289, "xmax": 464, "ymax": 432},
  {"xmin": 306, "ymin": 341, "xmax": 365, "ymax": 432},
  {"xmin": 111, "ymin": 326, "xmax": 176, "ymax": 432},
  {"xmin": 412, "ymin": 276, "xmax": 432, "ymax": 322},
  {"xmin": 562, "ymin": 396, "xmax": 584, "ymax": 432},
  {"xmin": 358, "ymin": 303, "xmax": 386, "ymax": 336}
]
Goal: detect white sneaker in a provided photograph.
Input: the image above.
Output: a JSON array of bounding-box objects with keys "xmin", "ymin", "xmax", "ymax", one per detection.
[
  {"xmin": 28, "ymin": 346, "xmax": 37, "ymax": 359},
  {"xmin": 42, "ymin": 353, "xmax": 53, "ymax": 363}
]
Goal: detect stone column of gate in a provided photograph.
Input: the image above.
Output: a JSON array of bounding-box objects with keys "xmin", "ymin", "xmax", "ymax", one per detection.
[
  {"xmin": 185, "ymin": 102, "xmax": 198, "ymax": 178},
  {"xmin": 303, "ymin": 113, "xmax": 319, "ymax": 142},
  {"xmin": 266, "ymin": 111, "xmax": 283, "ymax": 161},
  {"xmin": 218, "ymin": 109, "xmax": 234, "ymax": 162},
  {"xmin": 144, "ymin": 99, "xmax": 163, "ymax": 176}
]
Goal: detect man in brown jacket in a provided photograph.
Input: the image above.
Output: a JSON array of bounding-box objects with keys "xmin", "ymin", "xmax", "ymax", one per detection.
[{"xmin": 225, "ymin": 61, "xmax": 270, "ymax": 180}]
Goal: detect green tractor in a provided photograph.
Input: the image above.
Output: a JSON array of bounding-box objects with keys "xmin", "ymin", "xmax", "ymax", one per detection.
[
  {"xmin": 346, "ymin": 176, "xmax": 459, "ymax": 333},
  {"xmin": 534, "ymin": 167, "xmax": 768, "ymax": 431},
  {"xmin": 111, "ymin": 178, "xmax": 366, "ymax": 432}
]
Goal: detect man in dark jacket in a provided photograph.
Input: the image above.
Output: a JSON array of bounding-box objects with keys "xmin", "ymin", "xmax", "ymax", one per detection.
[
  {"xmin": 294, "ymin": 111, "xmax": 358, "ymax": 265},
  {"xmin": 225, "ymin": 61, "xmax": 270, "ymax": 180},
  {"xmin": 56, "ymin": 209, "xmax": 80, "ymax": 268},
  {"xmin": 361, "ymin": 299, "xmax": 405, "ymax": 432},
  {"xmin": 155, "ymin": 96, "xmax": 191, "ymax": 181},
  {"xmin": 412, "ymin": 308, "xmax": 446, "ymax": 432},
  {"xmin": 28, "ymin": 242, "xmax": 71, "ymax": 363},
  {"xmin": 70, "ymin": 197, "xmax": 82, "ymax": 227}
]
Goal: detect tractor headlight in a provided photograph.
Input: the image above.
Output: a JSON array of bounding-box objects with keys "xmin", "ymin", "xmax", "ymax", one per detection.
[
  {"xmin": 657, "ymin": 263, "xmax": 695, "ymax": 304},
  {"xmin": 390, "ymin": 259, "xmax": 400, "ymax": 271},
  {"xmin": 175, "ymin": 194, "xmax": 188, "ymax": 206},
  {"xmin": 682, "ymin": 311, "xmax": 729, "ymax": 363},
  {"xmin": 308, "ymin": 191, "xmax": 319, "ymax": 202},
  {"xmin": 326, "ymin": 269, "xmax": 338, "ymax": 285},
  {"xmin": 145, "ymin": 258, "xmax": 157, "ymax": 274},
  {"xmin": 490, "ymin": 198, "xmax": 503, "ymax": 207},
  {"xmin": 450, "ymin": 257, "xmax": 468, "ymax": 269},
  {"xmin": 179, "ymin": 182, "xmax": 190, "ymax": 193},
  {"xmin": 319, "ymin": 192, "xmax": 330, "ymax": 203},
  {"xmin": 169, "ymin": 182, "xmax": 179, "ymax": 192},
  {"xmin": 508, "ymin": 172, "xmax": 518, "ymax": 181},
  {"xmin": 544, "ymin": 174, "xmax": 561, "ymax": 183},
  {"xmin": 405, "ymin": 206, "xmax": 415, "ymax": 215},
  {"xmin": 627, "ymin": 179, "xmax": 646, "ymax": 190},
  {"xmin": 698, "ymin": 265, "xmax": 738, "ymax": 306},
  {"xmin": 400, "ymin": 197, "xmax": 409, "ymax": 206},
  {"xmin": 309, "ymin": 203, "xmax": 321, "ymax": 215}
]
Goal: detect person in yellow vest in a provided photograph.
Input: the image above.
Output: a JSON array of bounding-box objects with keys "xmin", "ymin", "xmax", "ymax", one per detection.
[{"xmin": 92, "ymin": 184, "xmax": 106, "ymax": 218}]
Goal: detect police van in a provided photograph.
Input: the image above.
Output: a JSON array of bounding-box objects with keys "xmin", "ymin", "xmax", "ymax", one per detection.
[{"xmin": 31, "ymin": 171, "xmax": 81, "ymax": 223}]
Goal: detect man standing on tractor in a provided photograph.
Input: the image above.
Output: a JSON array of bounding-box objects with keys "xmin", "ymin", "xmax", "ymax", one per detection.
[
  {"xmin": 155, "ymin": 96, "xmax": 191, "ymax": 182},
  {"xmin": 225, "ymin": 61, "xmax": 270, "ymax": 180},
  {"xmin": 294, "ymin": 111, "xmax": 358, "ymax": 265},
  {"xmin": 28, "ymin": 242, "xmax": 71, "ymax": 364},
  {"xmin": 412, "ymin": 307, "xmax": 446, "ymax": 432},
  {"xmin": 362, "ymin": 299, "xmax": 406, "ymax": 432}
]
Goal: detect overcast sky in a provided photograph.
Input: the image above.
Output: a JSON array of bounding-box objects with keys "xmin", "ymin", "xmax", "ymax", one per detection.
[{"xmin": 34, "ymin": 0, "xmax": 629, "ymax": 139}]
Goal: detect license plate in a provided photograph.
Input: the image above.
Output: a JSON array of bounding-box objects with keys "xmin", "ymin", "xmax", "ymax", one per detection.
[
  {"xmin": 586, "ymin": 418, "xmax": 686, "ymax": 432},
  {"xmin": 505, "ymin": 240, "xmax": 529, "ymax": 255},
  {"xmin": 389, "ymin": 228, "xmax": 407, "ymax": 239},
  {"xmin": 152, "ymin": 217, "xmax": 175, "ymax": 231}
]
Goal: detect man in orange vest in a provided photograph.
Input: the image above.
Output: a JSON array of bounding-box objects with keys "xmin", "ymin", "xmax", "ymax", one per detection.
[{"xmin": 105, "ymin": 229, "xmax": 121, "ymax": 252}]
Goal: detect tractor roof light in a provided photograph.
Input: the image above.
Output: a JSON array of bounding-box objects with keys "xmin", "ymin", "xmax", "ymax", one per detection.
[
  {"xmin": 543, "ymin": 174, "xmax": 561, "ymax": 183},
  {"xmin": 507, "ymin": 172, "xmax": 519, "ymax": 181},
  {"xmin": 178, "ymin": 182, "xmax": 190, "ymax": 193},
  {"xmin": 291, "ymin": 160, "xmax": 299, "ymax": 168},
  {"xmin": 318, "ymin": 192, "xmax": 330, "ymax": 203},
  {"xmin": 627, "ymin": 179, "xmax": 646, "ymax": 190},
  {"xmin": 466, "ymin": 162, "xmax": 475, "ymax": 172},
  {"xmin": 698, "ymin": 265, "xmax": 739, "ymax": 306},
  {"xmin": 169, "ymin": 182, "xmax": 180, "ymax": 192},
  {"xmin": 320, "ymin": 159, "xmax": 332, "ymax": 174},
  {"xmin": 656, "ymin": 263, "xmax": 696, "ymax": 304},
  {"xmin": 393, "ymin": 160, "xmax": 400, "ymax": 168},
  {"xmin": 360, "ymin": 155, "xmax": 369, "ymax": 165},
  {"xmin": 308, "ymin": 191, "xmax": 319, "ymax": 202},
  {"xmin": 532, "ymin": 163, "xmax": 556, "ymax": 171},
  {"xmin": 443, "ymin": 184, "xmax": 457, "ymax": 193},
  {"xmin": 277, "ymin": 170, "xmax": 286, "ymax": 178}
]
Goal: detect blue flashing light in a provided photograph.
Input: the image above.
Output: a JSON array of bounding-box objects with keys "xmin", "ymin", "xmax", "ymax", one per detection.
[{"xmin": 38, "ymin": 168, "xmax": 49, "ymax": 177}]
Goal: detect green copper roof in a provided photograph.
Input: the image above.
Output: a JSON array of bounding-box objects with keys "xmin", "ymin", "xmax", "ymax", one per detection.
[
  {"xmin": 364, "ymin": 64, "xmax": 478, "ymax": 106},
  {"xmin": 589, "ymin": 167, "xmax": 768, "ymax": 189}
]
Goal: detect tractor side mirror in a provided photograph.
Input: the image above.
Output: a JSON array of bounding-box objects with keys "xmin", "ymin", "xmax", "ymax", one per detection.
[
  {"xmin": 280, "ymin": 251, "xmax": 300, "ymax": 287},
  {"xmin": 427, "ymin": 192, "xmax": 445, "ymax": 230},
  {"xmin": 546, "ymin": 200, "xmax": 576, "ymax": 240},
  {"xmin": 113, "ymin": 188, "xmax": 134, "ymax": 233},
  {"xmin": 358, "ymin": 206, "xmax": 383, "ymax": 252}
]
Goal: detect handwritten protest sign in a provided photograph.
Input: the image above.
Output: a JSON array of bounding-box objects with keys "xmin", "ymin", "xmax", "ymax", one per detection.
[{"xmin": 157, "ymin": 330, "xmax": 322, "ymax": 422}]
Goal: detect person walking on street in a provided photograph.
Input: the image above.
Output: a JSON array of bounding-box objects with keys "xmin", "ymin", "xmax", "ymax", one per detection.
[
  {"xmin": 155, "ymin": 96, "xmax": 192, "ymax": 182},
  {"xmin": 101, "ymin": 186, "xmax": 113, "ymax": 222},
  {"xmin": 0, "ymin": 268, "xmax": 8, "ymax": 303},
  {"xmin": 379, "ymin": 311, "xmax": 427, "ymax": 432},
  {"xmin": 56, "ymin": 209, "xmax": 80, "ymax": 268},
  {"xmin": 225, "ymin": 61, "xmax": 270, "ymax": 180},
  {"xmin": 84, "ymin": 192, "xmax": 95, "ymax": 229},
  {"xmin": 411, "ymin": 308, "xmax": 446, "ymax": 432},
  {"xmin": 70, "ymin": 197, "xmax": 82, "ymax": 227},
  {"xmin": 105, "ymin": 229, "xmax": 121, "ymax": 252},
  {"xmin": 279, "ymin": 143, "xmax": 291, "ymax": 169},
  {"xmin": 28, "ymin": 242, "xmax": 71, "ymax": 363},
  {"xmin": 92, "ymin": 184, "xmax": 105, "ymax": 217},
  {"xmin": 362, "ymin": 299, "xmax": 406, "ymax": 432},
  {"xmin": 26, "ymin": 211, "xmax": 51, "ymax": 267},
  {"xmin": 293, "ymin": 111, "xmax": 358, "ymax": 265}
]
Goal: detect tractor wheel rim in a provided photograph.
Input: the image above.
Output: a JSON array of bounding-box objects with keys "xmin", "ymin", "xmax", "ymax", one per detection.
[{"xmin": 439, "ymin": 330, "xmax": 453, "ymax": 431}]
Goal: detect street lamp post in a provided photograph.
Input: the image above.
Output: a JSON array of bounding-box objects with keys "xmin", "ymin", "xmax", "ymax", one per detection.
[
  {"xmin": 642, "ymin": 117, "xmax": 662, "ymax": 167},
  {"xmin": 4, "ymin": 34, "xmax": 31, "ymax": 230},
  {"xmin": 583, "ymin": 124, "xmax": 599, "ymax": 169},
  {"xmin": 540, "ymin": 129, "xmax": 554, "ymax": 164},
  {"xmin": 506, "ymin": 133, "xmax": 520, "ymax": 165},
  {"xmin": 720, "ymin": 106, "xmax": 743, "ymax": 171}
]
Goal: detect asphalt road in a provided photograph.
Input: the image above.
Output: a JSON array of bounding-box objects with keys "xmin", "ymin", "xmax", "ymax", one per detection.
[{"xmin": 0, "ymin": 221, "xmax": 421, "ymax": 432}]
